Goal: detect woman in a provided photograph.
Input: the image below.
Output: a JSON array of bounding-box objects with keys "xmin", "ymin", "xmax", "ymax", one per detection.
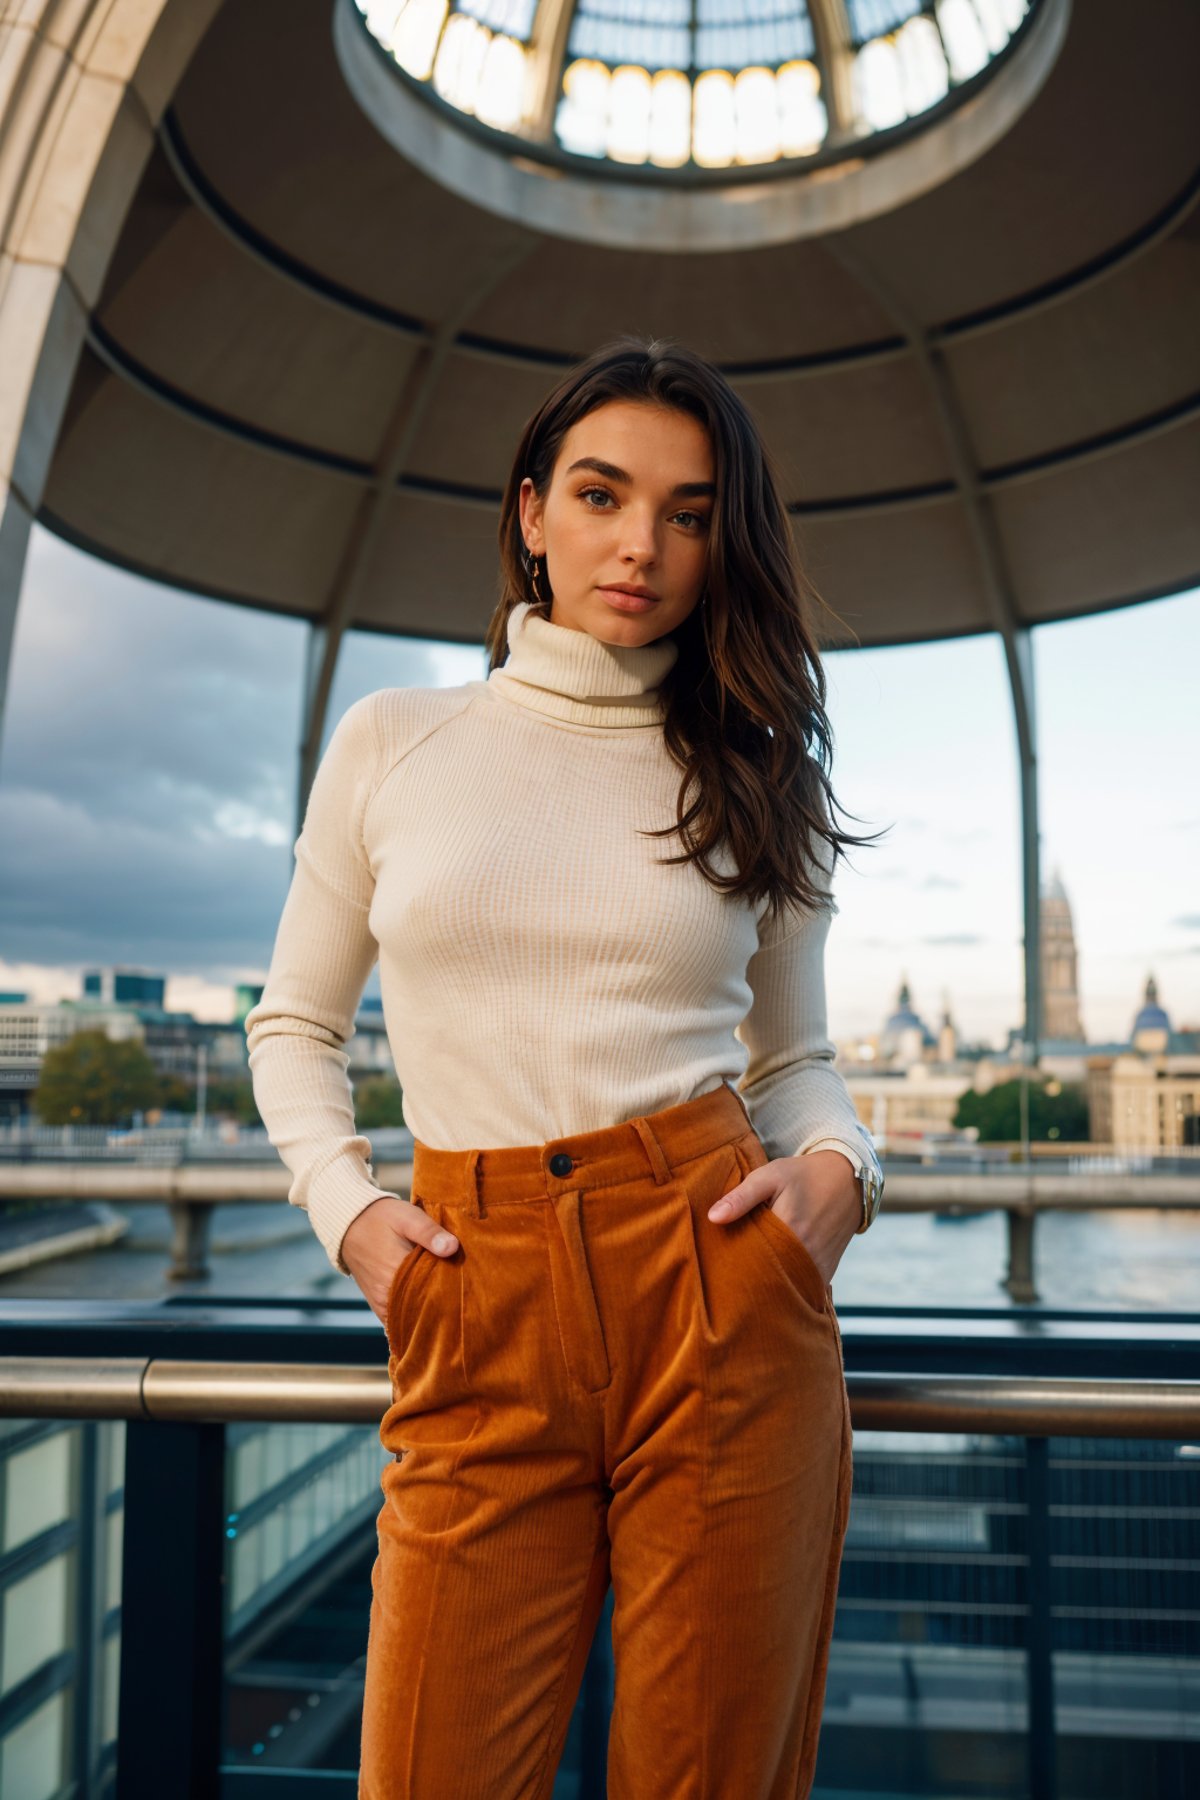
[{"xmin": 245, "ymin": 334, "xmax": 886, "ymax": 1799}]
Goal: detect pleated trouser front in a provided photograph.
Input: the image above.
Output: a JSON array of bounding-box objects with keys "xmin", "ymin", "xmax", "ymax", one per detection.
[{"xmin": 359, "ymin": 1080, "xmax": 853, "ymax": 1799}]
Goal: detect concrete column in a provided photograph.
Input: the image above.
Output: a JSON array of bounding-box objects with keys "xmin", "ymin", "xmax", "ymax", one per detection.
[{"xmin": 0, "ymin": 0, "xmax": 223, "ymax": 766}]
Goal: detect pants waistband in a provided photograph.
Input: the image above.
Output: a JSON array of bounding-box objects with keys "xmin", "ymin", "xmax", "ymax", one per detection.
[{"xmin": 410, "ymin": 1082, "xmax": 755, "ymax": 1211}]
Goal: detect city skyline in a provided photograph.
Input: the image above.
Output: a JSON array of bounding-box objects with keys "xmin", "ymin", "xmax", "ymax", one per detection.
[{"xmin": 1, "ymin": 525, "xmax": 1196, "ymax": 1047}]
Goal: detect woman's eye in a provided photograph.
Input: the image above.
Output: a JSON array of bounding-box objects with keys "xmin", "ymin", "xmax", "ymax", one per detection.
[{"xmin": 580, "ymin": 488, "xmax": 708, "ymax": 531}]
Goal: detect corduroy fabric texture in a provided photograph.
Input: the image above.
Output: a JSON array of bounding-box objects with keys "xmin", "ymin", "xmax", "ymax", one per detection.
[{"xmin": 360, "ymin": 1081, "xmax": 853, "ymax": 1798}]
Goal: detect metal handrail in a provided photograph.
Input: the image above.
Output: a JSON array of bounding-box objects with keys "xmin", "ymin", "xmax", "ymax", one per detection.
[
  {"xmin": 3, "ymin": 1164, "xmax": 1198, "ymax": 1199},
  {"xmin": 2, "ymin": 1357, "xmax": 1198, "ymax": 1435}
]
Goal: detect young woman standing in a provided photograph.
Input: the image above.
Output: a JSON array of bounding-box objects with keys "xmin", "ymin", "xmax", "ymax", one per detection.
[{"xmin": 245, "ymin": 335, "xmax": 885, "ymax": 1798}]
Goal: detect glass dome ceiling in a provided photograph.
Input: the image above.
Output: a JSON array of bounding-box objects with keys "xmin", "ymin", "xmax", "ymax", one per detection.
[{"xmin": 353, "ymin": 0, "xmax": 1033, "ymax": 174}]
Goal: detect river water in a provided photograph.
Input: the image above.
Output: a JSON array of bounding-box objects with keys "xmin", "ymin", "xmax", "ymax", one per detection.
[{"xmin": 829, "ymin": 1205, "xmax": 1200, "ymax": 1313}]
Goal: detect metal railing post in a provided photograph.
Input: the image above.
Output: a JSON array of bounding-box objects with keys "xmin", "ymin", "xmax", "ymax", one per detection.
[
  {"xmin": 1025, "ymin": 1434, "xmax": 1058, "ymax": 1800},
  {"xmin": 116, "ymin": 1418, "xmax": 226, "ymax": 1799}
]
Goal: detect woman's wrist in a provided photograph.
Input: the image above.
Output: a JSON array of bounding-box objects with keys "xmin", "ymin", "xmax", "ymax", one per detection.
[{"xmin": 795, "ymin": 1149, "xmax": 863, "ymax": 1245}]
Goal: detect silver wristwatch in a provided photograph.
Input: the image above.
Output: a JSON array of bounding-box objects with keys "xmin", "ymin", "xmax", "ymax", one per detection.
[
  {"xmin": 853, "ymin": 1154, "xmax": 884, "ymax": 1234},
  {"xmin": 805, "ymin": 1136, "xmax": 885, "ymax": 1233}
]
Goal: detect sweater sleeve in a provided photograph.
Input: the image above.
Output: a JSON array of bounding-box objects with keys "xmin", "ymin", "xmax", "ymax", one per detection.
[
  {"xmin": 735, "ymin": 838, "xmax": 882, "ymax": 1187},
  {"xmin": 244, "ymin": 692, "xmax": 395, "ymax": 1276}
]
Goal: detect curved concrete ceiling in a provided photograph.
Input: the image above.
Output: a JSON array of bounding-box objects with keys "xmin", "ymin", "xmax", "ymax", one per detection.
[{"xmin": 35, "ymin": 0, "xmax": 1200, "ymax": 652}]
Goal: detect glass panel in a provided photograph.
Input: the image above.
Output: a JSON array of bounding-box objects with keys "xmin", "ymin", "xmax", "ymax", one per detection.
[
  {"xmin": 1047, "ymin": 1436, "xmax": 1199, "ymax": 1798},
  {"xmin": 566, "ymin": 0, "xmax": 816, "ymax": 76},
  {"xmin": 0, "ymin": 1691, "xmax": 68, "ymax": 1800},
  {"xmin": 456, "ymin": 0, "xmax": 538, "ymax": 39},
  {"xmin": 822, "ymin": 1428, "xmax": 1029, "ymax": 1792},
  {"xmin": 566, "ymin": 0, "xmax": 692, "ymax": 75},
  {"xmin": 221, "ymin": 1420, "xmax": 394, "ymax": 1771},
  {"xmin": 2, "ymin": 1557, "xmax": 71, "ymax": 1692},
  {"xmin": 847, "ymin": 0, "xmax": 925, "ymax": 46},
  {"xmin": 3, "ymin": 1430, "xmax": 72, "ymax": 1552},
  {"xmin": 814, "ymin": 1429, "xmax": 1200, "ymax": 1796},
  {"xmin": 0, "ymin": 1419, "xmax": 123, "ymax": 1795}
]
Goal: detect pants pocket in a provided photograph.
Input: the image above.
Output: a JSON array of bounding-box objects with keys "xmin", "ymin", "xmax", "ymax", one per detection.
[
  {"xmin": 735, "ymin": 1132, "xmax": 831, "ymax": 1317},
  {"xmin": 384, "ymin": 1198, "xmax": 440, "ymax": 1355}
]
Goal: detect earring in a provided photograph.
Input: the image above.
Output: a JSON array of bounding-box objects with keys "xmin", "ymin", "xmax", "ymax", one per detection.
[{"xmin": 522, "ymin": 546, "xmax": 545, "ymax": 606}]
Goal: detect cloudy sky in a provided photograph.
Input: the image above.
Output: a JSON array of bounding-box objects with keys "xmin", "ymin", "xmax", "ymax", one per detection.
[{"xmin": 2, "ymin": 524, "xmax": 1196, "ymax": 1048}]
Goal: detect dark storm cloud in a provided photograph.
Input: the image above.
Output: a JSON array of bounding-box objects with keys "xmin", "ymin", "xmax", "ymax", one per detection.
[{"xmin": 0, "ymin": 530, "xmax": 465, "ymax": 980}]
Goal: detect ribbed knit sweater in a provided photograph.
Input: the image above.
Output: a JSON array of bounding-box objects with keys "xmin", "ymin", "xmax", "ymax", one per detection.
[{"xmin": 244, "ymin": 600, "xmax": 882, "ymax": 1275}]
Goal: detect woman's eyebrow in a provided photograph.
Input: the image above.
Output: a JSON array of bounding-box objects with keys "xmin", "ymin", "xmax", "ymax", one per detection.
[{"xmin": 564, "ymin": 455, "xmax": 715, "ymax": 499}]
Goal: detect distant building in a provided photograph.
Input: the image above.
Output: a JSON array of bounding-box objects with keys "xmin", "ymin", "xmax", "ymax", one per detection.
[
  {"xmin": 833, "ymin": 981, "xmax": 986, "ymax": 1157},
  {"xmin": 233, "ymin": 982, "xmax": 264, "ymax": 1024},
  {"xmin": 82, "ymin": 967, "xmax": 166, "ymax": 1007},
  {"xmin": 879, "ymin": 977, "xmax": 936, "ymax": 1068},
  {"xmin": 1089, "ymin": 1051, "xmax": 1200, "ymax": 1151},
  {"xmin": 1086, "ymin": 974, "xmax": 1200, "ymax": 1149},
  {"xmin": 833, "ymin": 901, "xmax": 1200, "ymax": 1155},
  {"xmin": 937, "ymin": 994, "xmax": 958, "ymax": 1064},
  {"xmin": 1040, "ymin": 866, "xmax": 1085, "ymax": 1042},
  {"xmin": 1130, "ymin": 973, "xmax": 1171, "ymax": 1054},
  {"xmin": 833, "ymin": 1064, "xmax": 971, "ymax": 1157},
  {"xmin": 0, "ymin": 996, "xmax": 143, "ymax": 1121},
  {"xmin": 0, "ymin": 969, "xmax": 395, "ymax": 1122}
]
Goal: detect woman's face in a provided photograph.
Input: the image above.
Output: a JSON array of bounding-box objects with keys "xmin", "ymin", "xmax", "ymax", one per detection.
[{"xmin": 518, "ymin": 399, "xmax": 714, "ymax": 646}]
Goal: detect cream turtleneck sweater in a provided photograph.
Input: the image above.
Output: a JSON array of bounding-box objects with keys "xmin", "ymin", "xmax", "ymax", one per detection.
[{"xmin": 244, "ymin": 601, "xmax": 882, "ymax": 1275}]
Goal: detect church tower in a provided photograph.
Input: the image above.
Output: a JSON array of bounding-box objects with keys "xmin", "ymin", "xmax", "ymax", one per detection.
[
  {"xmin": 1041, "ymin": 865, "xmax": 1085, "ymax": 1042},
  {"xmin": 937, "ymin": 991, "xmax": 958, "ymax": 1063}
]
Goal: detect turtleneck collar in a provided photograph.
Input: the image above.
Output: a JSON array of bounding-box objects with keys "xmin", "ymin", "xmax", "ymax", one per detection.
[{"xmin": 486, "ymin": 600, "xmax": 679, "ymax": 729}]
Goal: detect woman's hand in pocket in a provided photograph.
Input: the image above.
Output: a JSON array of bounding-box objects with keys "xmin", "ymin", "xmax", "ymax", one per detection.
[
  {"xmin": 341, "ymin": 1195, "xmax": 459, "ymax": 1327},
  {"xmin": 707, "ymin": 1150, "xmax": 860, "ymax": 1286}
]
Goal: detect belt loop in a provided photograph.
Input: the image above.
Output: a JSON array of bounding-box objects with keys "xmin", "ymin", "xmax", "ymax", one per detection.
[
  {"xmin": 465, "ymin": 1149, "xmax": 485, "ymax": 1220},
  {"xmin": 629, "ymin": 1116, "xmax": 672, "ymax": 1185}
]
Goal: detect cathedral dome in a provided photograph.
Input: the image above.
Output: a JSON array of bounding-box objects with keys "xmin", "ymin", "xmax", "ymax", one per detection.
[
  {"xmin": 1132, "ymin": 974, "xmax": 1171, "ymax": 1038},
  {"xmin": 883, "ymin": 978, "xmax": 935, "ymax": 1045}
]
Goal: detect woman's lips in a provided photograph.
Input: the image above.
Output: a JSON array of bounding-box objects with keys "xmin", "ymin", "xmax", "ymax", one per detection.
[{"xmin": 599, "ymin": 587, "xmax": 660, "ymax": 613}]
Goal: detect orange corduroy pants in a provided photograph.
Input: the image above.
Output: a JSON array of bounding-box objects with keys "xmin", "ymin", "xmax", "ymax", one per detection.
[{"xmin": 359, "ymin": 1080, "xmax": 853, "ymax": 1798}]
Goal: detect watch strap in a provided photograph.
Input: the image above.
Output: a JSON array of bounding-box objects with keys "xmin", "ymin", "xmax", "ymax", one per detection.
[{"xmin": 801, "ymin": 1135, "xmax": 884, "ymax": 1233}]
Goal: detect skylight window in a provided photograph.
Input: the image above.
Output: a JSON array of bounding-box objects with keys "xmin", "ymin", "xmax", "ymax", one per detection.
[{"xmin": 353, "ymin": 0, "xmax": 1034, "ymax": 172}]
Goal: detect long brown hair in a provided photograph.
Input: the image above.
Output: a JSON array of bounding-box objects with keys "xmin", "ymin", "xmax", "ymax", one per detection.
[{"xmin": 487, "ymin": 334, "xmax": 887, "ymax": 927}]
